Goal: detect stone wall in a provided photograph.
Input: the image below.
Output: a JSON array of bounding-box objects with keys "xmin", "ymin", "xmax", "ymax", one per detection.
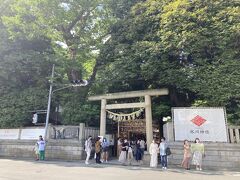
[
  {"xmin": 0, "ymin": 124, "xmax": 102, "ymax": 161},
  {"xmin": 1, "ymin": 140, "xmax": 240, "ymax": 170},
  {"xmin": 167, "ymin": 142, "xmax": 240, "ymax": 170},
  {"xmin": 0, "ymin": 139, "xmax": 85, "ymax": 161}
]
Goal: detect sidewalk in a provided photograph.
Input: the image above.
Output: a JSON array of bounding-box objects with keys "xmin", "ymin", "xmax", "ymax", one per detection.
[
  {"xmin": 80, "ymin": 158, "xmax": 240, "ymax": 172},
  {"xmin": 0, "ymin": 158, "xmax": 239, "ymax": 180}
]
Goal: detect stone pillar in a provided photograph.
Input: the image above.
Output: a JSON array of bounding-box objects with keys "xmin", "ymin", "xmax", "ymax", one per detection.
[
  {"xmin": 235, "ymin": 128, "xmax": 240, "ymax": 143},
  {"xmin": 145, "ymin": 95, "xmax": 153, "ymax": 151},
  {"xmin": 163, "ymin": 122, "xmax": 174, "ymax": 142},
  {"xmin": 18, "ymin": 129, "xmax": 22, "ymax": 140},
  {"xmin": 229, "ymin": 128, "xmax": 234, "ymax": 143},
  {"xmin": 79, "ymin": 123, "xmax": 85, "ymax": 141},
  {"xmin": 100, "ymin": 99, "xmax": 107, "ymax": 137}
]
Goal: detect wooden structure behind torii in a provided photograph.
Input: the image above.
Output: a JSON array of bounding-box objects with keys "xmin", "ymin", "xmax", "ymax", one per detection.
[{"xmin": 88, "ymin": 89, "xmax": 169, "ymax": 150}]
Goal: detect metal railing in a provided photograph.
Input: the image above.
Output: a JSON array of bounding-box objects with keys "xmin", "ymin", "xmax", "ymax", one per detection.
[{"xmin": 49, "ymin": 124, "xmax": 100, "ymax": 140}]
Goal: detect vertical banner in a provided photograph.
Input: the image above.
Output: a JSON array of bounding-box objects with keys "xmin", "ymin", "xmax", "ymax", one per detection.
[{"xmin": 173, "ymin": 107, "xmax": 228, "ymax": 142}]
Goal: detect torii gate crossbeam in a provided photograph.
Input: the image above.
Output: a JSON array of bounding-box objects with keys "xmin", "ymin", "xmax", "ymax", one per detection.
[{"xmin": 88, "ymin": 89, "xmax": 169, "ymax": 150}]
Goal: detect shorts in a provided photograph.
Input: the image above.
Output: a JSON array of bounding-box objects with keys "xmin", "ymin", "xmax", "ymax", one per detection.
[{"xmin": 103, "ymin": 147, "xmax": 109, "ymax": 152}]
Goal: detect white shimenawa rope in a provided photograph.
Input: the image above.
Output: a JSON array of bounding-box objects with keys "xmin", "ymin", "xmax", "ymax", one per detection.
[{"xmin": 106, "ymin": 108, "xmax": 144, "ymax": 122}]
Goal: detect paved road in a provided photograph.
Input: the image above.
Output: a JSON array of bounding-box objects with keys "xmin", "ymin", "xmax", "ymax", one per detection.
[{"xmin": 0, "ymin": 159, "xmax": 239, "ymax": 180}]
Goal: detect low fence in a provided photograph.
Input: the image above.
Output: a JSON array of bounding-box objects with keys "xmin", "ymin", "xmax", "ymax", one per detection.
[
  {"xmin": 84, "ymin": 127, "xmax": 100, "ymax": 140},
  {"xmin": 1, "ymin": 123, "xmax": 238, "ymax": 143},
  {"xmin": 0, "ymin": 127, "xmax": 45, "ymax": 140},
  {"xmin": 0, "ymin": 123, "xmax": 100, "ymax": 141},
  {"xmin": 49, "ymin": 123, "xmax": 100, "ymax": 140},
  {"xmin": 49, "ymin": 125, "xmax": 79, "ymax": 140}
]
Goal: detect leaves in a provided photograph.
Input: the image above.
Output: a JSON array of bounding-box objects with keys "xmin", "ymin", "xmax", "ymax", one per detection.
[
  {"xmin": 0, "ymin": 0, "xmax": 115, "ymax": 127},
  {"xmin": 97, "ymin": 0, "xmax": 240, "ymax": 124},
  {"xmin": 0, "ymin": 0, "xmax": 240, "ymax": 128}
]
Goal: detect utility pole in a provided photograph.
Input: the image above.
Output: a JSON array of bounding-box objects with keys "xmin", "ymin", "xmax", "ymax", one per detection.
[
  {"xmin": 43, "ymin": 64, "xmax": 88, "ymax": 140},
  {"xmin": 44, "ymin": 64, "xmax": 55, "ymax": 140}
]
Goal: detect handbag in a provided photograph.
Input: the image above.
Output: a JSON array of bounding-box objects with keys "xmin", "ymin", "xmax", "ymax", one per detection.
[{"xmin": 166, "ymin": 147, "xmax": 171, "ymax": 156}]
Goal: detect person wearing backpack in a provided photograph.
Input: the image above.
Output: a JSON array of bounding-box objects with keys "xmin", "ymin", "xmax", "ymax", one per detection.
[{"xmin": 85, "ymin": 136, "xmax": 92, "ymax": 164}]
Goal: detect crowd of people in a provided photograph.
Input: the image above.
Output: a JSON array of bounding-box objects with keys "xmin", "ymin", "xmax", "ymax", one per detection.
[
  {"xmin": 33, "ymin": 135, "xmax": 205, "ymax": 171},
  {"xmin": 118, "ymin": 138, "xmax": 145, "ymax": 165},
  {"xmin": 83, "ymin": 136, "xmax": 205, "ymax": 171},
  {"xmin": 85, "ymin": 136, "xmax": 114, "ymax": 164},
  {"xmin": 148, "ymin": 137, "xmax": 205, "ymax": 171}
]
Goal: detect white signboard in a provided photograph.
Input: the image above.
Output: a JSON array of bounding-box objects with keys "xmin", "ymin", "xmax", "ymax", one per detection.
[
  {"xmin": 0, "ymin": 129, "xmax": 19, "ymax": 139},
  {"xmin": 173, "ymin": 107, "xmax": 228, "ymax": 142},
  {"xmin": 20, "ymin": 128, "xmax": 45, "ymax": 140}
]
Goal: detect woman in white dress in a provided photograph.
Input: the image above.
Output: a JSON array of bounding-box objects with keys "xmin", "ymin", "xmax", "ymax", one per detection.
[
  {"xmin": 117, "ymin": 138, "xmax": 122, "ymax": 158},
  {"xmin": 127, "ymin": 142, "xmax": 134, "ymax": 165},
  {"xmin": 119, "ymin": 139, "xmax": 128, "ymax": 165},
  {"xmin": 149, "ymin": 139, "xmax": 159, "ymax": 168}
]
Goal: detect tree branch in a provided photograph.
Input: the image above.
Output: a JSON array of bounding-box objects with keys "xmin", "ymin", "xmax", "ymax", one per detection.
[
  {"xmin": 87, "ymin": 59, "xmax": 101, "ymax": 86},
  {"xmin": 67, "ymin": 11, "xmax": 85, "ymax": 32},
  {"xmin": 66, "ymin": 6, "xmax": 97, "ymax": 33}
]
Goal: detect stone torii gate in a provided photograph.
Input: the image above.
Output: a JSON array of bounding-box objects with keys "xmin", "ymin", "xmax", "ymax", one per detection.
[{"xmin": 88, "ymin": 89, "xmax": 169, "ymax": 150}]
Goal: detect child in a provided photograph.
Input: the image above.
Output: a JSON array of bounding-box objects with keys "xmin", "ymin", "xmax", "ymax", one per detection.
[{"xmin": 33, "ymin": 143, "xmax": 39, "ymax": 161}]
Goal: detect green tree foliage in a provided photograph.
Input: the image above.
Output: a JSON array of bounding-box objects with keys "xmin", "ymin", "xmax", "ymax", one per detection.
[
  {"xmin": 96, "ymin": 0, "xmax": 240, "ymax": 124},
  {"xmin": 0, "ymin": 0, "xmax": 114, "ymax": 127},
  {"xmin": 0, "ymin": 88, "xmax": 48, "ymax": 128},
  {"xmin": 0, "ymin": 5, "xmax": 55, "ymax": 127},
  {"xmin": 2, "ymin": 0, "xmax": 114, "ymax": 82},
  {"xmin": 0, "ymin": 0, "xmax": 240, "ymax": 128},
  {"xmin": 158, "ymin": 0, "xmax": 240, "ymax": 124}
]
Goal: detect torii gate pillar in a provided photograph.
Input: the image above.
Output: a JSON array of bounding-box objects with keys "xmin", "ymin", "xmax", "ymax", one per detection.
[
  {"xmin": 100, "ymin": 99, "xmax": 107, "ymax": 136},
  {"xmin": 145, "ymin": 95, "xmax": 153, "ymax": 149}
]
